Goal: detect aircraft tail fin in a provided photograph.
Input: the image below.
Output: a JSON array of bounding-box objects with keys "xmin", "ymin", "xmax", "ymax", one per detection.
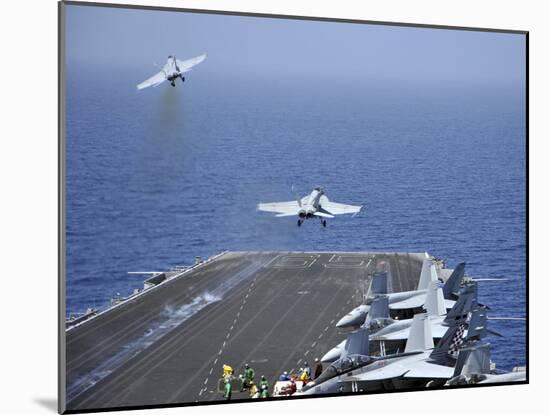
[
  {"xmin": 443, "ymin": 283, "xmax": 477, "ymax": 326},
  {"xmin": 291, "ymin": 185, "xmax": 302, "ymax": 207},
  {"xmin": 404, "ymin": 313, "xmax": 434, "ymax": 353},
  {"xmin": 450, "ymin": 309, "xmax": 490, "ymax": 376},
  {"xmin": 443, "ymin": 262, "xmax": 466, "ymax": 300},
  {"xmin": 370, "ymin": 272, "xmax": 388, "ymax": 296},
  {"xmin": 424, "ymin": 281, "xmax": 446, "ymax": 317},
  {"xmin": 366, "ymin": 295, "xmax": 390, "ymax": 322},
  {"xmin": 429, "ymin": 321, "xmax": 467, "ymax": 364},
  {"xmin": 464, "ymin": 307, "xmax": 488, "ymax": 341},
  {"xmin": 341, "ymin": 328, "xmax": 370, "ymax": 359},
  {"xmin": 417, "ymin": 259, "xmax": 435, "ymax": 290},
  {"xmin": 430, "ymin": 305, "xmax": 484, "ymax": 365},
  {"xmin": 453, "ymin": 342, "xmax": 491, "ymax": 377},
  {"xmin": 429, "ymin": 304, "xmax": 476, "ymax": 364}
]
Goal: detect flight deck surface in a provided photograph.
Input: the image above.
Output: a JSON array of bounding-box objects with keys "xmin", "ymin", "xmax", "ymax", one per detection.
[{"xmin": 66, "ymin": 251, "xmax": 424, "ymax": 411}]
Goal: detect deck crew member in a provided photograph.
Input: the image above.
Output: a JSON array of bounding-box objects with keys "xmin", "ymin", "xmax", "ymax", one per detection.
[
  {"xmin": 242, "ymin": 363, "xmax": 255, "ymax": 389},
  {"xmin": 223, "ymin": 378, "xmax": 232, "ymax": 400},
  {"xmin": 259, "ymin": 375, "xmax": 269, "ymax": 398},
  {"xmin": 279, "ymin": 371, "xmax": 290, "ymax": 381},
  {"xmin": 313, "ymin": 358, "xmax": 323, "ymax": 379},
  {"xmin": 249, "ymin": 381, "xmax": 259, "ymax": 398},
  {"xmin": 223, "ymin": 364, "xmax": 234, "ymax": 379}
]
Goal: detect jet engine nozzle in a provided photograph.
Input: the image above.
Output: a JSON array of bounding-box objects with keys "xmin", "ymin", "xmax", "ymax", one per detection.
[{"xmin": 298, "ymin": 208, "xmax": 315, "ymax": 219}]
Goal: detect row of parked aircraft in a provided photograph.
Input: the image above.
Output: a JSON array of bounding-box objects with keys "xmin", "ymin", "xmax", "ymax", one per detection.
[{"xmin": 295, "ymin": 257, "xmax": 525, "ymax": 395}]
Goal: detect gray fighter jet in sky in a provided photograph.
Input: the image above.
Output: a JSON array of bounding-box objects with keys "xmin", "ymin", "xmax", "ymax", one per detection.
[
  {"xmin": 257, "ymin": 187, "xmax": 362, "ymax": 227},
  {"xmin": 137, "ymin": 54, "xmax": 206, "ymax": 89}
]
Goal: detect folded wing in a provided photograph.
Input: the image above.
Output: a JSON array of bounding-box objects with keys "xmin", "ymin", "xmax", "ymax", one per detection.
[
  {"xmin": 319, "ymin": 195, "xmax": 362, "ymax": 216},
  {"xmin": 137, "ymin": 70, "xmax": 166, "ymax": 90},
  {"xmin": 389, "ymin": 294, "xmax": 426, "ymax": 310},
  {"xmin": 176, "ymin": 54, "xmax": 207, "ymax": 73}
]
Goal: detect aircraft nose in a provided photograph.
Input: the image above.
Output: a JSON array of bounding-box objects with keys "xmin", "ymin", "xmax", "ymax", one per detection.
[
  {"xmin": 321, "ymin": 347, "xmax": 342, "ymax": 363},
  {"xmin": 335, "ymin": 305, "xmax": 370, "ymax": 328}
]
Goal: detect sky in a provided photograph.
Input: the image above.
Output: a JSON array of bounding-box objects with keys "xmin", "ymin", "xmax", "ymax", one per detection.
[{"xmin": 64, "ymin": 3, "xmax": 526, "ymax": 87}]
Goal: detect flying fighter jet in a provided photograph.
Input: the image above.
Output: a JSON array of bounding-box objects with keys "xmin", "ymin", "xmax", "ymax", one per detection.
[
  {"xmin": 137, "ymin": 54, "xmax": 206, "ymax": 89},
  {"xmin": 335, "ymin": 260, "xmax": 465, "ymax": 328},
  {"xmin": 257, "ymin": 187, "xmax": 362, "ymax": 227}
]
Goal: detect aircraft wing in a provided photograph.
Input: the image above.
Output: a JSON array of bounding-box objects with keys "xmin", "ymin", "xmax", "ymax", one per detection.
[
  {"xmin": 137, "ymin": 70, "xmax": 167, "ymax": 90},
  {"xmin": 319, "ymin": 196, "xmax": 362, "ymax": 216},
  {"xmin": 314, "ymin": 211, "xmax": 334, "ymax": 218},
  {"xmin": 346, "ymin": 361, "xmax": 410, "ymax": 382},
  {"xmin": 371, "ymin": 328, "xmax": 410, "ymax": 341},
  {"xmin": 374, "ymin": 321, "xmax": 449, "ymax": 341},
  {"xmin": 176, "ymin": 54, "xmax": 207, "ymax": 73},
  {"xmin": 403, "ymin": 361, "xmax": 455, "ymax": 380},
  {"xmin": 389, "ymin": 295, "xmax": 426, "ymax": 310},
  {"xmin": 257, "ymin": 201, "xmax": 300, "ymax": 215}
]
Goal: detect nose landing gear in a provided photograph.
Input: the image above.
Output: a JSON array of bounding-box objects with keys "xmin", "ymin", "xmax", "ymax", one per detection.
[
  {"xmin": 322, "ymin": 220, "xmax": 327, "ymax": 228},
  {"xmin": 297, "ymin": 219, "xmax": 302, "ymax": 227}
]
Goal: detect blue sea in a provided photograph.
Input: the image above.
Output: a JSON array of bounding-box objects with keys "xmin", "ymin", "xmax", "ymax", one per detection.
[{"xmin": 65, "ymin": 65, "xmax": 526, "ymax": 371}]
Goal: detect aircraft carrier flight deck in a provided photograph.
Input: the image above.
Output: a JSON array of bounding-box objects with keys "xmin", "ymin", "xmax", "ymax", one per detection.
[{"xmin": 65, "ymin": 251, "xmax": 430, "ymax": 411}]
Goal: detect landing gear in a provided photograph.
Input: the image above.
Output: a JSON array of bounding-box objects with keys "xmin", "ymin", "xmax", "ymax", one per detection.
[
  {"xmin": 170, "ymin": 80, "xmax": 176, "ymax": 87},
  {"xmin": 297, "ymin": 220, "xmax": 302, "ymax": 227},
  {"xmin": 180, "ymin": 75, "xmax": 185, "ymax": 83},
  {"xmin": 322, "ymin": 220, "xmax": 327, "ymax": 228}
]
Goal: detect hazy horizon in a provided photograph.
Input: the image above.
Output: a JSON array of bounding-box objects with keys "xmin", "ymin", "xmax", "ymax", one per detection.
[{"xmin": 65, "ymin": 4, "xmax": 526, "ymax": 88}]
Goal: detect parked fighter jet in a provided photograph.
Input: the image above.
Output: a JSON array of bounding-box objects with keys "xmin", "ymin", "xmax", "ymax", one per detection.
[
  {"xmin": 371, "ymin": 282, "xmax": 476, "ymax": 341},
  {"xmin": 445, "ymin": 344, "xmax": 525, "ymax": 386},
  {"xmin": 322, "ymin": 283, "xmax": 477, "ymax": 363},
  {"xmin": 302, "ymin": 308, "xmax": 487, "ymax": 395},
  {"xmin": 297, "ymin": 315, "xmax": 429, "ymax": 396},
  {"xmin": 335, "ymin": 260, "xmax": 465, "ymax": 328},
  {"xmin": 337, "ymin": 308, "xmax": 488, "ymax": 392},
  {"xmin": 298, "ymin": 313, "xmax": 441, "ymax": 395},
  {"xmin": 321, "ymin": 295, "xmax": 394, "ymax": 362},
  {"xmin": 257, "ymin": 187, "xmax": 362, "ymax": 227},
  {"xmin": 137, "ymin": 54, "xmax": 206, "ymax": 89}
]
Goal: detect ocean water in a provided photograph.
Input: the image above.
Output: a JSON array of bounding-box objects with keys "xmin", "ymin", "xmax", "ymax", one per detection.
[{"xmin": 65, "ymin": 65, "xmax": 526, "ymax": 371}]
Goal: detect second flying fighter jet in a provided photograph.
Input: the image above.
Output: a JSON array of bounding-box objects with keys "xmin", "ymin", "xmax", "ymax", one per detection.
[{"xmin": 137, "ymin": 54, "xmax": 206, "ymax": 89}]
